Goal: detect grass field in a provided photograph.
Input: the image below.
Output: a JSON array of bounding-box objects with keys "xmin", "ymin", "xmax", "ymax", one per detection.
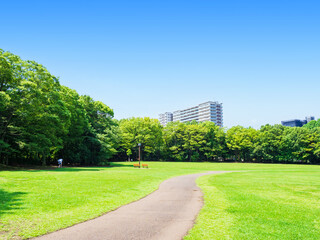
[
  {"xmin": 185, "ymin": 167, "xmax": 320, "ymax": 240},
  {"xmin": 0, "ymin": 162, "xmax": 319, "ymax": 239}
]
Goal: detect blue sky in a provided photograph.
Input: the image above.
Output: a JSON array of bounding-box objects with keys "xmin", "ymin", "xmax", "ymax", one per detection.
[{"xmin": 1, "ymin": 0, "xmax": 319, "ymax": 128}]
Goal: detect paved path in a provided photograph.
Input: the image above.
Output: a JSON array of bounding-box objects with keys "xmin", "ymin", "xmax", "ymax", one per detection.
[{"xmin": 36, "ymin": 171, "xmax": 230, "ymax": 240}]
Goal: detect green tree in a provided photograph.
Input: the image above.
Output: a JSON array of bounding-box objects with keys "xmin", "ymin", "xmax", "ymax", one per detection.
[
  {"xmin": 226, "ymin": 126, "xmax": 257, "ymax": 162},
  {"xmin": 201, "ymin": 121, "xmax": 227, "ymax": 161},
  {"xmin": 163, "ymin": 121, "xmax": 225, "ymax": 162},
  {"xmin": 0, "ymin": 50, "xmax": 70, "ymax": 165},
  {"xmin": 79, "ymin": 95, "xmax": 117, "ymax": 165},
  {"xmin": 0, "ymin": 56, "xmax": 13, "ymax": 164},
  {"xmin": 0, "ymin": 49, "xmax": 117, "ymax": 166},
  {"xmin": 283, "ymin": 127, "xmax": 320, "ymax": 164},
  {"xmin": 253, "ymin": 124, "xmax": 285, "ymax": 163},
  {"xmin": 119, "ymin": 117, "xmax": 163, "ymax": 161},
  {"xmin": 303, "ymin": 119, "xmax": 320, "ymax": 129},
  {"xmin": 162, "ymin": 121, "xmax": 187, "ymax": 161}
]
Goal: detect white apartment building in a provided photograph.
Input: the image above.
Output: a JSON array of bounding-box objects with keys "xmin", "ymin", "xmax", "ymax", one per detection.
[
  {"xmin": 159, "ymin": 101, "xmax": 223, "ymax": 127},
  {"xmin": 159, "ymin": 112, "xmax": 173, "ymax": 126}
]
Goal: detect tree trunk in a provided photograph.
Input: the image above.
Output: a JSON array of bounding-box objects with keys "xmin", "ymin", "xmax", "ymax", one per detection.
[
  {"xmin": 42, "ymin": 155, "xmax": 46, "ymax": 166},
  {"xmin": 5, "ymin": 155, "xmax": 9, "ymax": 165}
]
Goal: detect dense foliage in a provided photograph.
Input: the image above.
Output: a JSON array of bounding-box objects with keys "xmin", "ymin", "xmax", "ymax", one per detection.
[
  {"xmin": 0, "ymin": 49, "xmax": 118, "ymax": 166},
  {"xmin": 1, "ymin": 49, "xmax": 320, "ymax": 165},
  {"xmin": 113, "ymin": 119, "xmax": 320, "ymax": 164}
]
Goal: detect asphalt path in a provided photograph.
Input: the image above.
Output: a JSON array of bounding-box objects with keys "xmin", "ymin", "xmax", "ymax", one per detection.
[{"xmin": 35, "ymin": 171, "xmax": 230, "ymax": 240}]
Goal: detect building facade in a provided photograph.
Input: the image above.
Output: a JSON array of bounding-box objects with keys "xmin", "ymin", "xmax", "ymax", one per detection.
[
  {"xmin": 281, "ymin": 116, "xmax": 315, "ymax": 127},
  {"xmin": 159, "ymin": 101, "xmax": 223, "ymax": 127},
  {"xmin": 159, "ymin": 112, "xmax": 173, "ymax": 126}
]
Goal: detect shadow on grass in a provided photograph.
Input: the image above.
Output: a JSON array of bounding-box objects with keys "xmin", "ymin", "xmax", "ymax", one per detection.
[
  {"xmin": 41, "ymin": 163, "xmax": 132, "ymax": 171},
  {"xmin": 54, "ymin": 167, "xmax": 106, "ymax": 172},
  {"xmin": 0, "ymin": 188, "xmax": 26, "ymax": 217},
  {"xmin": 0, "ymin": 162, "xmax": 132, "ymax": 172},
  {"xmin": 0, "ymin": 166, "xmax": 108, "ymax": 172}
]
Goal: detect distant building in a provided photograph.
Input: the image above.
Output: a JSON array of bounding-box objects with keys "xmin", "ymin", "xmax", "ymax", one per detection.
[
  {"xmin": 159, "ymin": 101, "xmax": 223, "ymax": 127},
  {"xmin": 159, "ymin": 112, "xmax": 173, "ymax": 126},
  {"xmin": 305, "ymin": 116, "xmax": 315, "ymax": 123},
  {"xmin": 281, "ymin": 116, "xmax": 315, "ymax": 127}
]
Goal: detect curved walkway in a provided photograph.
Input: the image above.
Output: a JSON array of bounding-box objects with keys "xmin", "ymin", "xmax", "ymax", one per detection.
[{"xmin": 36, "ymin": 171, "xmax": 230, "ymax": 240}]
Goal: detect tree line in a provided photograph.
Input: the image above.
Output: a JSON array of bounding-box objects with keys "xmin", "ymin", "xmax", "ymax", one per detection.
[
  {"xmin": 116, "ymin": 118, "xmax": 320, "ymax": 164},
  {"xmin": 1, "ymin": 49, "xmax": 320, "ymax": 166},
  {"xmin": 0, "ymin": 49, "xmax": 118, "ymax": 166}
]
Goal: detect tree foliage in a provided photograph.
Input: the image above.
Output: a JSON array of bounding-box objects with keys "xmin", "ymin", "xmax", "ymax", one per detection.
[
  {"xmin": 119, "ymin": 117, "xmax": 163, "ymax": 161},
  {"xmin": 1, "ymin": 49, "xmax": 320, "ymax": 166},
  {"xmin": 0, "ymin": 49, "xmax": 117, "ymax": 166}
]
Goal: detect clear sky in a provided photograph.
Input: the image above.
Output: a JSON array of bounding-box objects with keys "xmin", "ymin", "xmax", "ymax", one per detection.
[{"xmin": 1, "ymin": 0, "xmax": 319, "ymax": 128}]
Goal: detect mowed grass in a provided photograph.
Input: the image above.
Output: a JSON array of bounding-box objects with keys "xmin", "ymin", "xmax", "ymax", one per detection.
[
  {"xmin": 185, "ymin": 166, "xmax": 320, "ymax": 240},
  {"xmin": 0, "ymin": 162, "xmax": 319, "ymax": 239}
]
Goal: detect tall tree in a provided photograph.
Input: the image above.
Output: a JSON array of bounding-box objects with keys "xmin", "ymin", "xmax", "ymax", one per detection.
[
  {"xmin": 0, "ymin": 50, "xmax": 70, "ymax": 165},
  {"xmin": 119, "ymin": 117, "xmax": 163, "ymax": 161},
  {"xmin": 201, "ymin": 121, "xmax": 227, "ymax": 161},
  {"xmin": 253, "ymin": 124, "xmax": 285, "ymax": 163},
  {"xmin": 79, "ymin": 95, "xmax": 117, "ymax": 165},
  {"xmin": 226, "ymin": 126, "xmax": 257, "ymax": 162}
]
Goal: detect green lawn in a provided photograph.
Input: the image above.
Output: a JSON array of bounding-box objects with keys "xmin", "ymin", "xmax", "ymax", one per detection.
[
  {"xmin": 186, "ymin": 166, "xmax": 320, "ymax": 240},
  {"xmin": 0, "ymin": 162, "xmax": 319, "ymax": 239}
]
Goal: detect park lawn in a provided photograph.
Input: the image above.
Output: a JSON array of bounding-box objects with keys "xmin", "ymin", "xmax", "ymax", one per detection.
[
  {"xmin": 0, "ymin": 162, "xmax": 319, "ymax": 239},
  {"xmin": 185, "ymin": 166, "xmax": 320, "ymax": 240}
]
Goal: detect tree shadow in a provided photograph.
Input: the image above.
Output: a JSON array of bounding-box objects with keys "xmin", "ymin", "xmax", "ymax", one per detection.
[
  {"xmin": 51, "ymin": 162, "xmax": 133, "ymax": 170},
  {"xmin": 53, "ymin": 167, "xmax": 105, "ymax": 172},
  {"xmin": 35, "ymin": 163, "xmax": 132, "ymax": 170},
  {"xmin": 0, "ymin": 189, "xmax": 26, "ymax": 217},
  {"xmin": 0, "ymin": 167, "xmax": 106, "ymax": 172},
  {"xmin": 0, "ymin": 162, "xmax": 132, "ymax": 173}
]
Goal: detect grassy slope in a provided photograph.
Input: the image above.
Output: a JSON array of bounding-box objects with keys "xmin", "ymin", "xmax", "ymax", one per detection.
[
  {"xmin": 185, "ymin": 165, "xmax": 320, "ymax": 240},
  {"xmin": 0, "ymin": 162, "xmax": 319, "ymax": 239}
]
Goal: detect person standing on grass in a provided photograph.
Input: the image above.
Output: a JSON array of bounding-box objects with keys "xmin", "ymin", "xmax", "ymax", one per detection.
[{"xmin": 58, "ymin": 158, "xmax": 63, "ymax": 168}]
